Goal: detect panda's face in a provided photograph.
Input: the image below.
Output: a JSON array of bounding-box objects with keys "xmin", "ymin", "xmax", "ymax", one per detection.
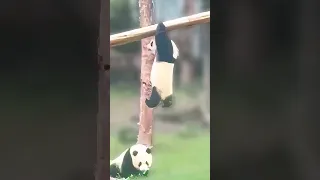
[{"xmin": 130, "ymin": 144, "xmax": 153, "ymax": 173}]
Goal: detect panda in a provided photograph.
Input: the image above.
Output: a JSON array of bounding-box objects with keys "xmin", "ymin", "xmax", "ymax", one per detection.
[
  {"xmin": 110, "ymin": 144, "xmax": 153, "ymax": 179},
  {"xmin": 145, "ymin": 22, "xmax": 179, "ymax": 108}
]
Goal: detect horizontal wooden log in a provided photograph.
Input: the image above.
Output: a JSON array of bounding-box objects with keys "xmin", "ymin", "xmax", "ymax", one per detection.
[{"xmin": 110, "ymin": 11, "xmax": 210, "ymax": 47}]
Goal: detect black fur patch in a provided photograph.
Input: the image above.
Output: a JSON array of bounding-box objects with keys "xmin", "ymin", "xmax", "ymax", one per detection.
[
  {"xmin": 132, "ymin": 150, "xmax": 138, "ymax": 156},
  {"xmin": 110, "ymin": 164, "xmax": 121, "ymax": 178},
  {"xmin": 120, "ymin": 148, "xmax": 141, "ymax": 178},
  {"xmin": 162, "ymin": 95, "xmax": 173, "ymax": 108},
  {"xmin": 155, "ymin": 22, "xmax": 175, "ymax": 64},
  {"xmin": 145, "ymin": 87, "xmax": 161, "ymax": 108}
]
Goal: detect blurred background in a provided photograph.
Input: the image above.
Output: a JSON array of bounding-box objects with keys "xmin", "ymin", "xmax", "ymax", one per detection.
[
  {"xmin": 112, "ymin": 0, "xmax": 320, "ymax": 180},
  {"xmin": 0, "ymin": 0, "xmax": 319, "ymax": 179},
  {"xmin": 110, "ymin": 0, "xmax": 210, "ymax": 179}
]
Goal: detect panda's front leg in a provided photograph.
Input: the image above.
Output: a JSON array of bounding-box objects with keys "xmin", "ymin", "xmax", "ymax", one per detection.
[
  {"xmin": 110, "ymin": 164, "xmax": 121, "ymax": 178},
  {"xmin": 142, "ymin": 170, "xmax": 150, "ymax": 177},
  {"xmin": 162, "ymin": 95, "xmax": 173, "ymax": 108},
  {"xmin": 145, "ymin": 87, "xmax": 161, "ymax": 108}
]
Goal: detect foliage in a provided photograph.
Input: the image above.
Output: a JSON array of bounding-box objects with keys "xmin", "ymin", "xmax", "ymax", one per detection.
[
  {"xmin": 110, "ymin": 132, "xmax": 210, "ymax": 180},
  {"xmin": 110, "ymin": 0, "xmax": 140, "ymax": 53},
  {"xmin": 110, "ymin": 0, "xmax": 132, "ymax": 28}
]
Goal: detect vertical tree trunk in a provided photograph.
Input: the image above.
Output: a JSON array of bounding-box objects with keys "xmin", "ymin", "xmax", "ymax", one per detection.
[
  {"xmin": 95, "ymin": 0, "xmax": 110, "ymax": 179},
  {"xmin": 137, "ymin": 0, "xmax": 155, "ymax": 146}
]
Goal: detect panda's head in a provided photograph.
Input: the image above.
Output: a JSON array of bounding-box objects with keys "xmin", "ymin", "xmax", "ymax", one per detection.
[
  {"xmin": 146, "ymin": 22, "xmax": 179, "ymax": 63},
  {"xmin": 129, "ymin": 144, "xmax": 153, "ymax": 173}
]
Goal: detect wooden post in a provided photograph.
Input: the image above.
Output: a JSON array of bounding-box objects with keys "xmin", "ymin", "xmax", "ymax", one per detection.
[
  {"xmin": 137, "ymin": 0, "xmax": 155, "ymax": 146},
  {"xmin": 95, "ymin": 0, "xmax": 110, "ymax": 179}
]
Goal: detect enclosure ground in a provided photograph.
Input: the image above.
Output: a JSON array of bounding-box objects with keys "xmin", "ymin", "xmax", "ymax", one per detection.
[
  {"xmin": 110, "ymin": 132, "xmax": 210, "ymax": 180},
  {"xmin": 110, "ymin": 84, "xmax": 210, "ymax": 179}
]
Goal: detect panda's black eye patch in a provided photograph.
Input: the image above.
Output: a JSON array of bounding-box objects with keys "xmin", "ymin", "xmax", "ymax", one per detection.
[
  {"xmin": 133, "ymin": 150, "xmax": 138, "ymax": 156},
  {"xmin": 151, "ymin": 41, "xmax": 153, "ymax": 46},
  {"xmin": 146, "ymin": 161, "xmax": 149, "ymax": 166},
  {"xmin": 146, "ymin": 148, "xmax": 151, "ymax": 154},
  {"xmin": 138, "ymin": 162, "xmax": 142, "ymax": 167}
]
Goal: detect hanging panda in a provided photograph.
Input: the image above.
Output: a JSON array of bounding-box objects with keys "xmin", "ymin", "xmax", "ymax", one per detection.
[
  {"xmin": 110, "ymin": 144, "xmax": 153, "ymax": 179},
  {"xmin": 145, "ymin": 22, "xmax": 179, "ymax": 108}
]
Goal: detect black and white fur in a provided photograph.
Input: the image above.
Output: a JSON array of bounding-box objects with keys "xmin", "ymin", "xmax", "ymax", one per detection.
[
  {"xmin": 145, "ymin": 22, "xmax": 179, "ymax": 108},
  {"xmin": 110, "ymin": 144, "xmax": 153, "ymax": 179}
]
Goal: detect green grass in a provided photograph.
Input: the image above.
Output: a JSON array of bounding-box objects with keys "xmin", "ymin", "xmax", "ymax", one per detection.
[
  {"xmin": 110, "ymin": 82, "xmax": 203, "ymax": 107},
  {"xmin": 110, "ymin": 132, "xmax": 210, "ymax": 180},
  {"xmin": 110, "ymin": 82, "xmax": 209, "ymax": 179}
]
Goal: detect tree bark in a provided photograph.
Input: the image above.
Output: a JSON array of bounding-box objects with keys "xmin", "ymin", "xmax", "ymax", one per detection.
[
  {"xmin": 95, "ymin": 0, "xmax": 110, "ymax": 179},
  {"xmin": 137, "ymin": 0, "xmax": 155, "ymax": 146}
]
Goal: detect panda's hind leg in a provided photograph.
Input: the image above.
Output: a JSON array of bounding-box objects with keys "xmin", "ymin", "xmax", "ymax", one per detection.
[
  {"xmin": 145, "ymin": 87, "xmax": 161, "ymax": 108},
  {"xmin": 162, "ymin": 94, "xmax": 173, "ymax": 108}
]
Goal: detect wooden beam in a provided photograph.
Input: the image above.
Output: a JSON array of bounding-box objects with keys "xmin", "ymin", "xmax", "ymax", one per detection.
[{"xmin": 110, "ymin": 11, "xmax": 210, "ymax": 47}]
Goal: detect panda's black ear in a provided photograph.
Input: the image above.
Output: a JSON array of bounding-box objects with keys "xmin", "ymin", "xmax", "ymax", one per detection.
[
  {"xmin": 146, "ymin": 148, "xmax": 151, "ymax": 154},
  {"xmin": 133, "ymin": 150, "xmax": 138, "ymax": 156}
]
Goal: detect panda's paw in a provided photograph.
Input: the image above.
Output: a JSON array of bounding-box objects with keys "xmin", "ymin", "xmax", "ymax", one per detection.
[
  {"xmin": 162, "ymin": 95, "xmax": 173, "ymax": 108},
  {"xmin": 145, "ymin": 87, "xmax": 161, "ymax": 108},
  {"xmin": 110, "ymin": 164, "xmax": 121, "ymax": 178},
  {"xmin": 142, "ymin": 170, "xmax": 149, "ymax": 177}
]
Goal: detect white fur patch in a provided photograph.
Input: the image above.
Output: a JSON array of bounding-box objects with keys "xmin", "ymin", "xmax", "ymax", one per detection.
[
  {"xmin": 171, "ymin": 40, "xmax": 179, "ymax": 59},
  {"xmin": 150, "ymin": 61, "xmax": 174, "ymax": 99},
  {"xmin": 110, "ymin": 144, "xmax": 153, "ymax": 173},
  {"xmin": 129, "ymin": 144, "xmax": 153, "ymax": 170}
]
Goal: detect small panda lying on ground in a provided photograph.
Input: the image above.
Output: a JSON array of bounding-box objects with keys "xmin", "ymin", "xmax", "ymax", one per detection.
[
  {"xmin": 110, "ymin": 144, "xmax": 153, "ymax": 179},
  {"xmin": 145, "ymin": 22, "xmax": 179, "ymax": 108}
]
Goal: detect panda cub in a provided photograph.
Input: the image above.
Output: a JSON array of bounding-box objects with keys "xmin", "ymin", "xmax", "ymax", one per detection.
[
  {"xmin": 110, "ymin": 144, "xmax": 153, "ymax": 179},
  {"xmin": 145, "ymin": 22, "xmax": 179, "ymax": 108}
]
